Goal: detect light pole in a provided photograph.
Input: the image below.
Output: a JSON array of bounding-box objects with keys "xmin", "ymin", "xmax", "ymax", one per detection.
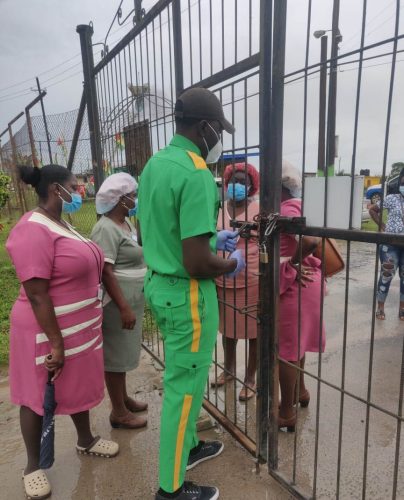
[
  {"xmin": 314, "ymin": 31, "xmax": 328, "ymax": 175},
  {"xmin": 314, "ymin": 24, "xmax": 342, "ymax": 176}
]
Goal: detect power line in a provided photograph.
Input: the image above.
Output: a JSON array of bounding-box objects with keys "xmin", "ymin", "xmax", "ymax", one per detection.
[{"xmin": 0, "ymin": 18, "xmax": 133, "ymax": 96}]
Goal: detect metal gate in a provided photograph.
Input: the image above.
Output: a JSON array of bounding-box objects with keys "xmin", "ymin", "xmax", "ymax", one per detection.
[{"xmin": 71, "ymin": 0, "xmax": 404, "ymax": 498}]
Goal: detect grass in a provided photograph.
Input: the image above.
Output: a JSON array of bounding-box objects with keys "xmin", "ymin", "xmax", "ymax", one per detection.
[
  {"xmin": 361, "ymin": 210, "xmax": 387, "ymax": 232},
  {"xmin": 0, "ymin": 219, "xmax": 20, "ymax": 365}
]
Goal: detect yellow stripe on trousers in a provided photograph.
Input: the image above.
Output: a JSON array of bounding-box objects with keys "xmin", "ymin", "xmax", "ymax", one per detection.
[
  {"xmin": 173, "ymin": 394, "xmax": 193, "ymax": 491},
  {"xmin": 190, "ymin": 279, "xmax": 201, "ymax": 352}
]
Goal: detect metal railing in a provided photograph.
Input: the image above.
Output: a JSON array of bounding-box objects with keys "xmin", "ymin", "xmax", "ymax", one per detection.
[{"xmin": 69, "ymin": 0, "xmax": 404, "ymax": 498}]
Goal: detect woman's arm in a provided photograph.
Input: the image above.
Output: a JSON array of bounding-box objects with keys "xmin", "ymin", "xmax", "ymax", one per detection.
[
  {"xmin": 102, "ymin": 263, "xmax": 136, "ymax": 329},
  {"xmin": 290, "ymin": 236, "xmax": 320, "ymax": 265},
  {"xmin": 23, "ymin": 278, "xmax": 64, "ymax": 380},
  {"xmin": 368, "ymin": 204, "xmax": 385, "ymax": 230}
]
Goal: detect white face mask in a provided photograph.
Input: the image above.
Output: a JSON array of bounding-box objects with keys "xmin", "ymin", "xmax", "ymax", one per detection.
[{"xmin": 203, "ymin": 123, "xmax": 223, "ymax": 164}]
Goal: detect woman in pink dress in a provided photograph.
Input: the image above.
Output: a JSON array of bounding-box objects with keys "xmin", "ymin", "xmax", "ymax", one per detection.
[
  {"xmin": 278, "ymin": 162, "xmax": 325, "ymax": 431},
  {"xmin": 213, "ymin": 163, "xmax": 260, "ymax": 401},
  {"xmin": 6, "ymin": 165, "xmax": 118, "ymax": 500}
]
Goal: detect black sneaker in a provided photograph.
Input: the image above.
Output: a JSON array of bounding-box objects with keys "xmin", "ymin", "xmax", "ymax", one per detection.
[
  {"xmin": 186, "ymin": 440, "xmax": 224, "ymax": 471},
  {"xmin": 155, "ymin": 481, "xmax": 219, "ymax": 500}
]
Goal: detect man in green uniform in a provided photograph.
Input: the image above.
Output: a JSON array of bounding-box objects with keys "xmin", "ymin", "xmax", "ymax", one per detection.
[{"xmin": 137, "ymin": 88, "xmax": 245, "ymax": 500}]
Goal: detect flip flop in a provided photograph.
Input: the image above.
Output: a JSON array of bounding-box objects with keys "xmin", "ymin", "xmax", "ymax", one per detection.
[
  {"xmin": 239, "ymin": 384, "xmax": 256, "ymax": 401},
  {"xmin": 76, "ymin": 436, "xmax": 119, "ymax": 458},
  {"xmin": 22, "ymin": 469, "xmax": 51, "ymax": 500}
]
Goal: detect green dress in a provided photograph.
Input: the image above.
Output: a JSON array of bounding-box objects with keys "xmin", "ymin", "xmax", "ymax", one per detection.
[{"xmin": 91, "ymin": 216, "xmax": 146, "ymax": 372}]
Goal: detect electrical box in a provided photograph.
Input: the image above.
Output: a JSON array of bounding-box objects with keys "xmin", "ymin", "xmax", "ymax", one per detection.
[{"xmin": 303, "ymin": 176, "xmax": 364, "ymax": 229}]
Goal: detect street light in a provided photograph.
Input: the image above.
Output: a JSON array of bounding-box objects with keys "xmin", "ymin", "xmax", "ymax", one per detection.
[{"xmin": 313, "ymin": 28, "xmax": 342, "ymax": 175}]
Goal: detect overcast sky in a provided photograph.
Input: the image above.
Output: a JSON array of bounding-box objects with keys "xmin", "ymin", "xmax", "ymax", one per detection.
[{"xmin": 0, "ymin": 0, "xmax": 403, "ymax": 175}]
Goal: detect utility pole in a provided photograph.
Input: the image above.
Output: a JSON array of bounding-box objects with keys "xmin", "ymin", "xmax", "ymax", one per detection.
[
  {"xmin": 318, "ymin": 35, "xmax": 328, "ymax": 174},
  {"xmin": 36, "ymin": 77, "xmax": 53, "ymax": 164},
  {"xmin": 326, "ymin": 0, "xmax": 341, "ymax": 174}
]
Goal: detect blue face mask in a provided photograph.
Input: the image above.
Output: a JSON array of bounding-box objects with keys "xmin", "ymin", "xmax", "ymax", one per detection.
[
  {"xmin": 400, "ymin": 186, "xmax": 404, "ymax": 196},
  {"xmin": 227, "ymin": 183, "xmax": 248, "ymax": 201},
  {"xmin": 58, "ymin": 185, "xmax": 82, "ymax": 214},
  {"xmin": 128, "ymin": 205, "xmax": 137, "ymax": 217},
  {"xmin": 123, "ymin": 195, "xmax": 137, "ymax": 217}
]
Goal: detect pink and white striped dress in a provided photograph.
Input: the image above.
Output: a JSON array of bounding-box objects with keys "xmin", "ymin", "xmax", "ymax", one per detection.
[{"xmin": 6, "ymin": 211, "xmax": 104, "ymax": 416}]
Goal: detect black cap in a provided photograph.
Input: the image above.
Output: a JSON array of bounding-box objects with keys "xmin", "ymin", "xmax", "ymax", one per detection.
[{"xmin": 174, "ymin": 87, "xmax": 235, "ymax": 134}]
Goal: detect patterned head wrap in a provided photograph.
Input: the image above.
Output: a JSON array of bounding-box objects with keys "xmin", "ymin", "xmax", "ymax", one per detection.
[{"xmin": 223, "ymin": 162, "xmax": 260, "ymax": 197}]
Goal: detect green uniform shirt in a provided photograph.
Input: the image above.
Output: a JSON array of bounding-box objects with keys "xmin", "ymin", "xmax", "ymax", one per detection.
[{"xmin": 138, "ymin": 134, "xmax": 219, "ymax": 278}]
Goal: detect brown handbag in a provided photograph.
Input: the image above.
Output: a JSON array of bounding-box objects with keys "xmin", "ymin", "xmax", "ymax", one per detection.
[{"xmin": 313, "ymin": 238, "xmax": 345, "ymax": 278}]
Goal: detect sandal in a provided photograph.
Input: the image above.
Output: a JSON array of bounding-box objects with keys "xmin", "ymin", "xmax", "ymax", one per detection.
[
  {"xmin": 295, "ymin": 389, "xmax": 310, "ymax": 408},
  {"xmin": 110, "ymin": 412, "xmax": 148, "ymax": 429},
  {"xmin": 376, "ymin": 309, "xmax": 385, "ymax": 320},
  {"xmin": 125, "ymin": 398, "xmax": 148, "ymax": 413},
  {"xmin": 22, "ymin": 469, "xmax": 51, "ymax": 500},
  {"xmin": 76, "ymin": 436, "xmax": 119, "ymax": 458},
  {"xmin": 210, "ymin": 371, "xmax": 233, "ymax": 388},
  {"xmin": 399, "ymin": 309, "xmax": 404, "ymax": 321},
  {"xmin": 278, "ymin": 413, "xmax": 297, "ymax": 433},
  {"xmin": 239, "ymin": 384, "xmax": 256, "ymax": 401}
]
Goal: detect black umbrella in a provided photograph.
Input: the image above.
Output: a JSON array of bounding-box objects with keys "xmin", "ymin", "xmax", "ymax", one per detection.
[{"xmin": 39, "ymin": 371, "xmax": 57, "ymax": 469}]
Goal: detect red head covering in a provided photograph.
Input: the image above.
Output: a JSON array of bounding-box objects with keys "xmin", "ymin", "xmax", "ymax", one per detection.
[{"xmin": 223, "ymin": 162, "xmax": 259, "ymax": 197}]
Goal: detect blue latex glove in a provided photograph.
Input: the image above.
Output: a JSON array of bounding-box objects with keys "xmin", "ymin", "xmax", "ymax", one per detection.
[
  {"xmin": 216, "ymin": 230, "xmax": 238, "ymax": 253},
  {"xmin": 226, "ymin": 249, "xmax": 246, "ymax": 278}
]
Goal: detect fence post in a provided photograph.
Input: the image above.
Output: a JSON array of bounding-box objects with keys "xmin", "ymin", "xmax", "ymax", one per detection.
[
  {"xmin": 8, "ymin": 116, "xmax": 27, "ymax": 215},
  {"xmin": 257, "ymin": 0, "xmax": 288, "ymax": 470},
  {"xmin": 77, "ymin": 24, "xmax": 104, "ymax": 192},
  {"xmin": 25, "ymin": 109, "xmax": 39, "ymax": 168},
  {"xmin": 172, "ymin": 0, "xmax": 184, "ymax": 97},
  {"xmin": 256, "ymin": 0, "xmax": 274, "ymax": 465},
  {"xmin": 67, "ymin": 91, "xmax": 86, "ymax": 171},
  {"xmin": 36, "ymin": 78, "xmax": 53, "ymax": 164}
]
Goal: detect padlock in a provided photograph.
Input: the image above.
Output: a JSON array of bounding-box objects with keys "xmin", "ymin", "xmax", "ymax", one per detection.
[{"xmin": 259, "ymin": 244, "xmax": 269, "ymax": 264}]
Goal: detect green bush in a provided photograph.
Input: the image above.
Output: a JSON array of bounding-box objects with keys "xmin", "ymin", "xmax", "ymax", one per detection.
[{"xmin": 0, "ymin": 173, "xmax": 11, "ymax": 209}]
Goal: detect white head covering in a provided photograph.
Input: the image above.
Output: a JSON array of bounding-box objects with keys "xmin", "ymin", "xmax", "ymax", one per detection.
[
  {"xmin": 96, "ymin": 173, "xmax": 138, "ymax": 215},
  {"xmin": 282, "ymin": 160, "xmax": 302, "ymax": 198}
]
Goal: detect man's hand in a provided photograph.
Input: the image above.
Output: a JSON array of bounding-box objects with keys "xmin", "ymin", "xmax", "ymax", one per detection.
[
  {"xmin": 216, "ymin": 230, "xmax": 238, "ymax": 252},
  {"xmin": 226, "ymin": 249, "xmax": 246, "ymax": 278}
]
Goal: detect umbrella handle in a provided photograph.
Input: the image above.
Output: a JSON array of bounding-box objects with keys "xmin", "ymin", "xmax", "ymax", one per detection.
[{"xmin": 46, "ymin": 355, "xmax": 55, "ymax": 383}]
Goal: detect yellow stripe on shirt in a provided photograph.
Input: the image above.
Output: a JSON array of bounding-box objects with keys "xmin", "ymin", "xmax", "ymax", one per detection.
[
  {"xmin": 190, "ymin": 279, "xmax": 201, "ymax": 352},
  {"xmin": 173, "ymin": 394, "xmax": 193, "ymax": 491},
  {"xmin": 187, "ymin": 150, "xmax": 207, "ymax": 169}
]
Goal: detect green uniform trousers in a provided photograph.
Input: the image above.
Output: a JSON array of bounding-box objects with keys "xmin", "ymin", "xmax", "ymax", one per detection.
[{"xmin": 144, "ymin": 270, "xmax": 219, "ymax": 493}]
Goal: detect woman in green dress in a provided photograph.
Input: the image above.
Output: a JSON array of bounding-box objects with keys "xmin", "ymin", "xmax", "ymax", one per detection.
[{"xmin": 91, "ymin": 173, "xmax": 147, "ymax": 429}]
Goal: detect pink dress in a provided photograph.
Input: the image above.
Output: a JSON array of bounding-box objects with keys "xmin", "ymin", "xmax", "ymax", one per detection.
[
  {"xmin": 216, "ymin": 200, "xmax": 259, "ymax": 339},
  {"xmin": 6, "ymin": 211, "xmax": 105, "ymax": 416},
  {"xmin": 279, "ymin": 199, "xmax": 325, "ymax": 361}
]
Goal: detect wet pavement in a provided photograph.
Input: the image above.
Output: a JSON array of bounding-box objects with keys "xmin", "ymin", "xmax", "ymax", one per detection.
[
  {"xmin": 207, "ymin": 241, "xmax": 404, "ymax": 499},
  {"xmin": 0, "ymin": 352, "xmax": 290, "ymax": 500},
  {"xmin": 1, "ymin": 242, "xmax": 403, "ymax": 499}
]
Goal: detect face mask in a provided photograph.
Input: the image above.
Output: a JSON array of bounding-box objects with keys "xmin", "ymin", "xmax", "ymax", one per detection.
[
  {"xmin": 123, "ymin": 195, "xmax": 137, "ymax": 217},
  {"xmin": 400, "ymin": 186, "xmax": 404, "ymax": 196},
  {"xmin": 203, "ymin": 123, "xmax": 223, "ymax": 164},
  {"xmin": 58, "ymin": 185, "xmax": 82, "ymax": 214},
  {"xmin": 128, "ymin": 205, "xmax": 137, "ymax": 217},
  {"xmin": 227, "ymin": 183, "xmax": 248, "ymax": 201}
]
